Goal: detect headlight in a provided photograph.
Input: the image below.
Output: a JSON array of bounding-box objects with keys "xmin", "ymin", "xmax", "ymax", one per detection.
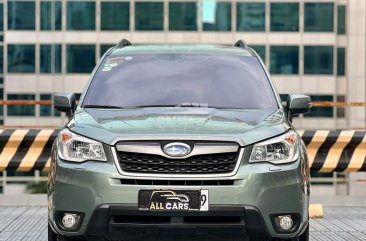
[
  {"xmin": 58, "ymin": 129, "xmax": 106, "ymax": 163},
  {"xmin": 249, "ymin": 131, "xmax": 298, "ymax": 164}
]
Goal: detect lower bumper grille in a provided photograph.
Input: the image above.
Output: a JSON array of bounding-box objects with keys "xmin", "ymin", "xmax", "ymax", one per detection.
[
  {"xmin": 85, "ymin": 206, "xmax": 270, "ymax": 239},
  {"xmin": 117, "ymin": 152, "xmax": 239, "ymax": 175},
  {"xmin": 113, "ymin": 215, "xmax": 243, "ymax": 225}
]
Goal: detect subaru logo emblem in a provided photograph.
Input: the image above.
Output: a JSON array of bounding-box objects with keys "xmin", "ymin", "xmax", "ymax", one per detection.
[{"xmin": 163, "ymin": 143, "xmax": 191, "ymax": 157}]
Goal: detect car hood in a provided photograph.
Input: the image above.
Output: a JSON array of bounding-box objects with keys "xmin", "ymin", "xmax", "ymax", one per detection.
[{"xmin": 68, "ymin": 107, "xmax": 290, "ymax": 146}]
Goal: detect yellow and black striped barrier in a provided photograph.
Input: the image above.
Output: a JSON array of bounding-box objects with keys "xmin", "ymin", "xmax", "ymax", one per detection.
[
  {"xmin": 0, "ymin": 129, "xmax": 58, "ymax": 172},
  {"xmin": 299, "ymin": 130, "xmax": 366, "ymax": 173},
  {"xmin": 0, "ymin": 129, "xmax": 365, "ymax": 173}
]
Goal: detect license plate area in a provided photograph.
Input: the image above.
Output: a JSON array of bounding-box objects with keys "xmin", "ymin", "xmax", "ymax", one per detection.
[{"xmin": 138, "ymin": 190, "xmax": 209, "ymax": 212}]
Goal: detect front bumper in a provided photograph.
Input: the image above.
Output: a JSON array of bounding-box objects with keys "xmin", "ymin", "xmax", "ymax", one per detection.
[
  {"xmin": 81, "ymin": 205, "xmax": 274, "ymax": 240},
  {"xmin": 48, "ymin": 146, "xmax": 309, "ymax": 239}
]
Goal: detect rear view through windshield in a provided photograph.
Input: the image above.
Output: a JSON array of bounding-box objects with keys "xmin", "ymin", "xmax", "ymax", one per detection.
[{"xmin": 83, "ymin": 54, "xmax": 278, "ymax": 109}]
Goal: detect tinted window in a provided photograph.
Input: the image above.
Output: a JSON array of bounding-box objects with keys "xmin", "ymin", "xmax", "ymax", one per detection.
[
  {"xmin": 101, "ymin": 2, "xmax": 130, "ymax": 30},
  {"xmin": 202, "ymin": 1, "xmax": 231, "ymax": 31},
  {"xmin": 0, "ymin": 88, "xmax": 2, "ymax": 115},
  {"xmin": 67, "ymin": 1, "xmax": 95, "ymax": 30},
  {"xmin": 84, "ymin": 54, "xmax": 277, "ymax": 109},
  {"xmin": 304, "ymin": 46, "xmax": 333, "ymax": 74},
  {"xmin": 40, "ymin": 94, "xmax": 61, "ymax": 116},
  {"xmin": 67, "ymin": 45, "xmax": 95, "ymax": 73},
  {"xmin": 0, "ymin": 47, "xmax": 3, "ymax": 74},
  {"xmin": 135, "ymin": 2, "xmax": 163, "ymax": 31},
  {"xmin": 304, "ymin": 95, "xmax": 333, "ymax": 117},
  {"xmin": 337, "ymin": 47, "xmax": 345, "ymax": 76},
  {"xmin": 270, "ymin": 3, "xmax": 299, "ymax": 32},
  {"xmin": 337, "ymin": 5, "xmax": 346, "ymax": 34},
  {"xmin": 304, "ymin": 3, "xmax": 334, "ymax": 32},
  {"xmin": 100, "ymin": 44, "xmax": 114, "ymax": 57},
  {"xmin": 8, "ymin": 1, "xmax": 35, "ymax": 30},
  {"xmin": 336, "ymin": 96, "xmax": 345, "ymax": 118},
  {"xmin": 40, "ymin": 44, "xmax": 62, "ymax": 73},
  {"xmin": 0, "ymin": 3, "xmax": 3, "ymax": 30},
  {"xmin": 237, "ymin": 3, "xmax": 265, "ymax": 32},
  {"xmin": 270, "ymin": 46, "xmax": 299, "ymax": 74},
  {"xmin": 169, "ymin": 2, "xmax": 197, "ymax": 31},
  {"xmin": 251, "ymin": 45, "xmax": 265, "ymax": 63},
  {"xmin": 41, "ymin": 1, "xmax": 62, "ymax": 30},
  {"xmin": 7, "ymin": 94, "xmax": 35, "ymax": 116},
  {"xmin": 8, "ymin": 44, "xmax": 35, "ymax": 73}
]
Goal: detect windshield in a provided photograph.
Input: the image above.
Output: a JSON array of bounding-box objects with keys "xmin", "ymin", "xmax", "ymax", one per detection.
[{"xmin": 83, "ymin": 53, "xmax": 278, "ymax": 109}]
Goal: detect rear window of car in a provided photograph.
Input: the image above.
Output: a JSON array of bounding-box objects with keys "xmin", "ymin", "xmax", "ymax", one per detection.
[{"xmin": 83, "ymin": 53, "xmax": 278, "ymax": 109}]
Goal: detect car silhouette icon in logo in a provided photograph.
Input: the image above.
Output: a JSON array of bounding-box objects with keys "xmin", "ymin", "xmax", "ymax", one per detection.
[
  {"xmin": 150, "ymin": 191, "xmax": 190, "ymax": 203},
  {"xmin": 163, "ymin": 142, "xmax": 191, "ymax": 157}
]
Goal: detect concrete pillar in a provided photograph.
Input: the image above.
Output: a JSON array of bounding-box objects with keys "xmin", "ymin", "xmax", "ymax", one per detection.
[{"xmin": 347, "ymin": 0, "xmax": 366, "ymax": 129}]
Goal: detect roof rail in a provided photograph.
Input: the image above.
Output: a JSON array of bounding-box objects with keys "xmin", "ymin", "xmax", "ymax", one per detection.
[
  {"xmin": 234, "ymin": 40, "xmax": 249, "ymax": 49},
  {"xmin": 116, "ymin": 39, "xmax": 132, "ymax": 48}
]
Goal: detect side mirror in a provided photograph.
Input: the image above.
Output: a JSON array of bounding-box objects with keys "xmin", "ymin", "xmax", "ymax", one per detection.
[
  {"xmin": 286, "ymin": 94, "xmax": 312, "ymax": 122},
  {"xmin": 54, "ymin": 93, "xmax": 76, "ymax": 119}
]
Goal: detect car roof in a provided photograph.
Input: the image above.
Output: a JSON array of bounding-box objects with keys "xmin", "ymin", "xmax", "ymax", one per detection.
[{"xmin": 109, "ymin": 44, "xmax": 255, "ymax": 57}]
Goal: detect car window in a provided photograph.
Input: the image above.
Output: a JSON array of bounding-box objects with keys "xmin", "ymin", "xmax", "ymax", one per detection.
[{"xmin": 83, "ymin": 53, "xmax": 278, "ymax": 109}]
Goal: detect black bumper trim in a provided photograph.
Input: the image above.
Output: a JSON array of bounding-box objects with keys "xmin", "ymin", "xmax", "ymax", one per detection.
[{"xmin": 84, "ymin": 204, "xmax": 270, "ymax": 239}]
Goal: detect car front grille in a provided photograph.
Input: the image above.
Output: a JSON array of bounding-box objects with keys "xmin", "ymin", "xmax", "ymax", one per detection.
[{"xmin": 116, "ymin": 151, "xmax": 240, "ymax": 175}]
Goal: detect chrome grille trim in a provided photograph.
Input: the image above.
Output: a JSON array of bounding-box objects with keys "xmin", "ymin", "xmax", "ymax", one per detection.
[
  {"xmin": 110, "ymin": 136, "xmax": 245, "ymax": 146},
  {"xmin": 116, "ymin": 142, "xmax": 239, "ymax": 159},
  {"xmin": 112, "ymin": 147, "xmax": 244, "ymax": 179}
]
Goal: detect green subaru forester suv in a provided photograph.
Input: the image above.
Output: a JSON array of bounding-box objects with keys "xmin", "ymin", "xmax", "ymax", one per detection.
[{"xmin": 48, "ymin": 40, "xmax": 311, "ymax": 241}]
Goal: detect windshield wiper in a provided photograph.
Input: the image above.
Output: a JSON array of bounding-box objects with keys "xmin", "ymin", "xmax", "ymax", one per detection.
[
  {"xmin": 83, "ymin": 103, "xmax": 243, "ymax": 110},
  {"xmin": 83, "ymin": 105, "xmax": 124, "ymax": 109},
  {"xmin": 176, "ymin": 103, "xmax": 209, "ymax": 107},
  {"xmin": 176, "ymin": 103, "xmax": 243, "ymax": 109},
  {"xmin": 124, "ymin": 104, "xmax": 177, "ymax": 108},
  {"xmin": 132, "ymin": 103, "xmax": 211, "ymax": 108}
]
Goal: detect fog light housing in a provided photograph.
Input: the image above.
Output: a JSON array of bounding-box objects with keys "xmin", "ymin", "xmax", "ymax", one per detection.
[
  {"xmin": 271, "ymin": 214, "xmax": 300, "ymax": 233},
  {"xmin": 278, "ymin": 215, "xmax": 293, "ymax": 230},
  {"xmin": 60, "ymin": 213, "xmax": 81, "ymax": 230}
]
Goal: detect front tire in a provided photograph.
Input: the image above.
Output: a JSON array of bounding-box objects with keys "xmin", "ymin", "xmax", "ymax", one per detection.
[
  {"xmin": 57, "ymin": 236, "xmax": 75, "ymax": 241},
  {"xmin": 298, "ymin": 223, "xmax": 309, "ymax": 241},
  {"xmin": 269, "ymin": 223, "xmax": 309, "ymax": 241},
  {"xmin": 57, "ymin": 235, "xmax": 83, "ymax": 241},
  {"xmin": 48, "ymin": 223, "xmax": 82, "ymax": 241},
  {"xmin": 48, "ymin": 224, "xmax": 57, "ymax": 241}
]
